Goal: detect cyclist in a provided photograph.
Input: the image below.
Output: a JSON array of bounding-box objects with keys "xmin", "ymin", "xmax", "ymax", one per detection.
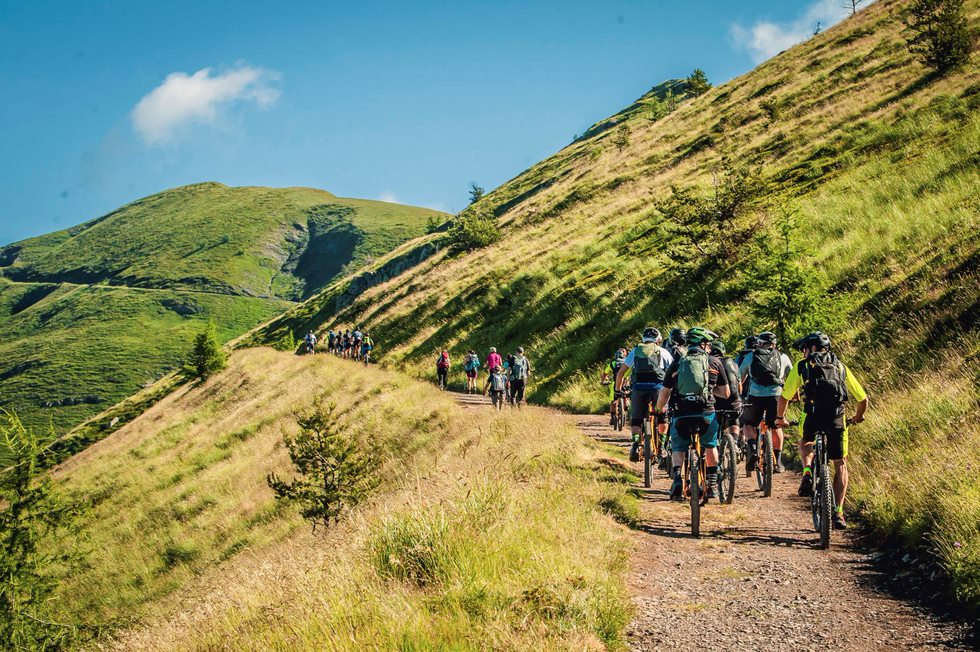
[
  {"xmin": 601, "ymin": 348, "xmax": 628, "ymax": 425},
  {"xmin": 484, "ymin": 364, "xmax": 509, "ymax": 410},
  {"xmin": 776, "ymin": 332, "xmax": 867, "ymax": 530},
  {"xmin": 667, "ymin": 328, "xmax": 687, "ymax": 361},
  {"xmin": 655, "ymin": 326, "xmax": 730, "ymax": 500},
  {"xmin": 436, "ymin": 350, "xmax": 451, "ymax": 390},
  {"xmin": 614, "ymin": 328, "xmax": 673, "ymax": 463},
  {"xmin": 507, "ymin": 347, "xmax": 532, "ymax": 407},
  {"xmin": 463, "ymin": 350, "xmax": 481, "ymax": 394},
  {"xmin": 352, "ymin": 326, "xmax": 363, "ymax": 360},
  {"xmin": 739, "ymin": 331, "xmax": 792, "ymax": 474},
  {"xmin": 341, "ymin": 330, "xmax": 351, "ymax": 358},
  {"xmin": 360, "ymin": 333, "xmax": 374, "ymax": 363},
  {"xmin": 711, "ymin": 340, "xmax": 742, "ymax": 443},
  {"xmin": 326, "ymin": 329, "xmax": 336, "ymax": 354}
]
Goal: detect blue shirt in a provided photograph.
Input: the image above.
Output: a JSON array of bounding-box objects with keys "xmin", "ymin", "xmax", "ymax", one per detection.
[
  {"xmin": 622, "ymin": 344, "xmax": 674, "ymax": 390},
  {"xmin": 738, "ymin": 349, "xmax": 793, "ymax": 397}
]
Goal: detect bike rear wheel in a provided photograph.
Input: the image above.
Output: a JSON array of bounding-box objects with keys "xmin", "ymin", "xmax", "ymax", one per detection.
[
  {"xmin": 642, "ymin": 422, "xmax": 652, "ymax": 488},
  {"xmin": 816, "ymin": 462, "xmax": 833, "ymax": 549},
  {"xmin": 690, "ymin": 450, "xmax": 701, "ymax": 537},
  {"xmin": 756, "ymin": 431, "xmax": 773, "ymax": 497},
  {"xmin": 718, "ymin": 433, "xmax": 737, "ymax": 504}
]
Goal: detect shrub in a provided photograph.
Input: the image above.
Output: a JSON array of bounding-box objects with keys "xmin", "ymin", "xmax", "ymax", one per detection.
[
  {"xmin": 267, "ymin": 402, "xmax": 378, "ymax": 531},
  {"xmin": 425, "ymin": 215, "xmax": 444, "ymax": 234},
  {"xmin": 686, "ymin": 68, "xmax": 712, "ymax": 97},
  {"xmin": 613, "ymin": 123, "xmax": 631, "ymax": 152},
  {"xmin": 903, "ymin": 0, "xmax": 975, "ymax": 75},
  {"xmin": 186, "ymin": 320, "xmax": 226, "ymax": 380},
  {"xmin": 270, "ymin": 330, "xmax": 297, "ymax": 352},
  {"xmin": 448, "ymin": 211, "xmax": 501, "ymax": 252},
  {"xmin": 468, "ymin": 183, "xmax": 485, "ymax": 205}
]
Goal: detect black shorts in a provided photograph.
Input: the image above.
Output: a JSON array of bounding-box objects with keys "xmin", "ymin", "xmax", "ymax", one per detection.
[
  {"xmin": 801, "ymin": 413, "xmax": 847, "ymax": 460},
  {"xmin": 630, "ymin": 388, "xmax": 662, "ymax": 428},
  {"xmin": 510, "ymin": 379, "xmax": 526, "ymax": 401},
  {"xmin": 739, "ymin": 396, "xmax": 779, "ymax": 428}
]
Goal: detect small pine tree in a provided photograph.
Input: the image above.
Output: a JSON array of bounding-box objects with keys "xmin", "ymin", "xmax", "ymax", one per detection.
[
  {"xmin": 613, "ymin": 123, "xmax": 631, "ymax": 152},
  {"xmin": 468, "ymin": 183, "xmax": 485, "ymax": 205},
  {"xmin": 647, "ymin": 96, "xmax": 668, "ymax": 121},
  {"xmin": 447, "ymin": 211, "xmax": 501, "ymax": 252},
  {"xmin": 267, "ymin": 402, "xmax": 378, "ymax": 532},
  {"xmin": 187, "ymin": 320, "xmax": 227, "ymax": 380},
  {"xmin": 0, "ymin": 412, "xmax": 88, "ymax": 649},
  {"xmin": 425, "ymin": 215, "xmax": 443, "ymax": 234},
  {"xmin": 686, "ymin": 68, "xmax": 712, "ymax": 97},
  {"xmin": 903, "ymin": 0, "xmax": 975, "ymax": 75}
]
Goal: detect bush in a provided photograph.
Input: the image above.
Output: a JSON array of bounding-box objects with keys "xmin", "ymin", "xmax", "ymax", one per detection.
[
  {"xmin": 267, "ymin": 402, "xmax": 378, "ymax": 531},
  {"xmin": 186, "ymin": 320, "xmax": 226, "ymax": 380},
  {"xmin": 903, "ymin": 0, "xmax": 975, "ymax": 75},
  {"xmin": 270, "ymin": 330, "xmax": 297, "ymax": 352},
  {"xmin": 448, "ymin": 211, "xmax": 501, "ymax": 252},
  {"xmin": 613, "ymin": 123, "xmax": 631, "ymax": 152},
  {"xmin": 686, "ymin": 68, "xmax": 712, "ymax": 97}
]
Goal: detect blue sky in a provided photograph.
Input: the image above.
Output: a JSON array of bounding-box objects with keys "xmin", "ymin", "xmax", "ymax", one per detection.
[{"xmin": 0, "ymin": 0, "xmax": 858, "ymax": 244}]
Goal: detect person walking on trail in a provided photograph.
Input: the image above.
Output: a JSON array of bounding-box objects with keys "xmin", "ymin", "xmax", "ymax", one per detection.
[
  {"xmin": 655, "ymin": 326, "xmax": 730, "ymax": 501},
  {"xmin": 327, "ymin": 330, "xmax": 336, "ymax": 354},
  {"xmin": 601, "ymin": 348, "xmax": 629, "ymax": 426},
  {"xmin": 352, "ymin": 326, "xmax": 363, "ymax": 360},
  {"xmin": 616, "ymin": 328, "xmax": 673, "ymax": 462},
  {"xmin": 436, "ymin": 350, "xmax": 451, "ymax": 390},
  {"xmin": 507, "ymin": 347, "xmax": 532, "ymax": 407},
  {"xmin": 776, "ymin": 331, "xmax": 868, "ymax": 530},
  {"xmin": 739, "ymin": 331, "xmax": 793, "ymax": 475},
  {"xmin": 484, "ymin": 364, "xmax": 509, "ymax": 410},
  {"xmin": 463, "ymin": 350, "xmax": 481, "ymax": 394},
  {"xmin": 486, "ymin": 347, "xmax": 502, "ymax": 376},
  {"xmin": 303, "ymin": 330, "xmax": 318, "ymax": 355}
]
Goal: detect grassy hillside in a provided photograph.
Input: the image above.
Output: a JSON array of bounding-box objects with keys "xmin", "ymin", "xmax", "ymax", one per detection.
[
  {"xmin": 253, "ymin": 0, "xmax": 980, "ymax": 606},
  {"xmin": 49, "ymin": 348, "xmax": 634, "ymax": 650},
  {"xmin": 0, "ymin": 184, "xmax": 445, "ymax": 443}
]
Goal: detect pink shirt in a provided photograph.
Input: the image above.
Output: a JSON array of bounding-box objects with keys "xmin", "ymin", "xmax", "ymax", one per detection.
[{"xmin": 486, "ymin": 352, "xmax": 502, "ymax": 371}]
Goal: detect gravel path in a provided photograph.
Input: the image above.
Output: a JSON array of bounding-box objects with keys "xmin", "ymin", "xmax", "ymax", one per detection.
[{"xmin": 571, "ymin": 413, "xmax": 975, "ymax": 652}]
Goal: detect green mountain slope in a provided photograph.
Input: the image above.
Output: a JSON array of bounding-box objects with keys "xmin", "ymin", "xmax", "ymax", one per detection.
[
  {"xmin": 253, "ymin": 0, "xmax": 980, "ymax": 604},
  {"xmin": 0, "ymin": 183, "xmax": 445, "ymax": 443}
]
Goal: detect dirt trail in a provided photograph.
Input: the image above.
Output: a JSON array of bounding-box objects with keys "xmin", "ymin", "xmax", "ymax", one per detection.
[{"xmin": 570, "ymin": 412, "xmax": 975, "ymax": 652}]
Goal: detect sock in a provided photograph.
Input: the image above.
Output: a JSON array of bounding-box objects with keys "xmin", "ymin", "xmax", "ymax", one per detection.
[
  {"xmin": 803, "ymin": 466, "xmax": 812, "ymax": 476},
  {"xmin": 706, "ymin": 466, "xmax": 718, "ymax": 485},
  {"xmin": 774, "ymin": 449, "xmax": 782, "ymax": 465},
  {"xmin": 748, "ymin": 439, "xmax": 758, "ymax": 456}
]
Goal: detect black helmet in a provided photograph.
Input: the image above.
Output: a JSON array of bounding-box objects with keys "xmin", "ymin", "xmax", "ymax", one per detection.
[
  {"xmin": 710, "ymin": 340, "xmax": 726, "ymax": 356},
  {"xmin": 669, "ymin": 328, "xmax": 687, "ymax": 346},
  {"xmin": 796, "ymin": 331, "xmax": 832, "ymax": 351},
  {"xmin": 642, "ymin": 327, "xmax": 662, "ymax": 342},
  {"xmin": 743, "ymin": 335, "xmax": 758, "ymax": 351},
  {"xmin": 757, "ymin": 331, "xmax": 777, "ymax": 346}
]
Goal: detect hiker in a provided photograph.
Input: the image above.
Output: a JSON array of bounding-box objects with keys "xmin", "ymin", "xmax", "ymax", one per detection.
[
  {"xmin": 463, "ymin": 350, "xmax": 481, "ymax": 394},
  {"xmin": 436, "ymin": 350, "xmax": 451, "ymax": 390},
  {"xmin": 484, "ymin": 364, "xmax": 509, "ymax": 410},
  {"xmin": 486, "ymin": 347, "xmax": 502, "ymax": 375},
  {"xmin": 507, "ymin": 347, "xmax": 532, "ymax": 407}
]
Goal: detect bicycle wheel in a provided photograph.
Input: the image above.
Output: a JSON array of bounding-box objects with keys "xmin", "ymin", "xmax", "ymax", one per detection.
[
  {"xmin": 690, "ymin": 450, "xmax": 701, "ymax": 537},
  {"xmin": 643, "ymin": 422, "xmax": 652, "ymax": 488},
  {"xmin": 756, "ymin": 431, "xmax": 773, "ymax": 497},
  {"xmin": 718, "ymin": 433, "xmax": 737, "ymax": 504},
  {"xmin": 616, "ymin": 400, "xmax": 626, "ymax": 431},
  {"xmin": 817, "ymin": 462, "xmax": 833, "ymax": 549}
]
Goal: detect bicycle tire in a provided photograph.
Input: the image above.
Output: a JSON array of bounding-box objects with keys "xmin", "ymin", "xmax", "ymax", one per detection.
[
  {"xmin": 756, "ymin": 431, "xmax": 773, "ymax": 497},
  {"xmin": 643, "ymin": 422, "xmax": 652, "ymax": 488},
  {"xmin": 719, "ymin": 433, "xmax": 737, "ymax": 504},
  {"xmin": 818, "ymin": 461, "xmax": 833, "ymax": 549},
  {"xmin": 690, "ymin": 450, "xmax": 701, "ymax": 537}
]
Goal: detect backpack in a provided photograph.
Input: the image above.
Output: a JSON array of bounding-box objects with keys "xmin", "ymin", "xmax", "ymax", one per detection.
[
  {"xmin": 721, "ymin": 357, "xmax": 740, "ymax": 396},
  {"xmin": 510, "ymin": 356, "xmax": 528, "ymax": 380},
  {"xmin": 437, "ymin": 354, "xmax": 450, "ymax": 369},
  {"xmin": 490, "ymin": 373, "xmax": 507, "ymax": 392},
  {"xmin": 632, "ymin": 343, "xmax": 666, "ymax": 385},
  {"xmin": 749, "ymin": 348, "xmax": 783, "ymax": 387},
  {"xmin": 676, "ymin": 348, "xmax": 710, "ymax": 409},
  {"xmin": 801, "ymin": 352, "xmax": 848, "ymax": 415},
  {"xmin": 464, "ymin": 354, "xmax": 478, "ymax": 371}
]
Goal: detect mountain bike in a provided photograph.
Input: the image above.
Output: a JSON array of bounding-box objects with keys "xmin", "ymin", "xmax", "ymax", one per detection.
[
  {"xmin": 641, "ymin": 403, "xmax": 654, "ymax": 488},
  {"xmin": 754, "ymin": 422, "xmax": 774, "ymax": 497},
  {"xmin": 615, "ymin": 388, "xmax": 629, "ymax": 432},
  {"xmin": 717, "ymin": 428, "xmax": 737, "ymax": 505},
  {"xmin": 362, "ymin": 350, "xmax": 371, "ymax": 366},
  {"xmin": 810, "ymin": 423, "xmax": 835, "ymax": 550},
  {"xmin": 678, "ymin": 418, "xmax": 709, "ymax": 537}
]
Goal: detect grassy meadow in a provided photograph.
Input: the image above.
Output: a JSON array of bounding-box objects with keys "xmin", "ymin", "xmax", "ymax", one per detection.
[
  {"xmin": 50, "ymin": 348, "xmax": 636, "ymax": 650},
  {"xmin": 249, "ymin": 0, "xmax": 980, "ymax": 607}
]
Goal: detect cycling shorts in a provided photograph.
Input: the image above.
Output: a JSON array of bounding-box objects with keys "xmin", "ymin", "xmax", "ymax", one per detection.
[
  {"xmin": 630, "ymin": 387, "xmax": 662, "ymax": 427},
  {"xmin": 800, "ymin": 412, "xmax": 848, "ymax": 460},
  {"xmin": 739, "ymin": 396, "xmax": 779, "ymax": 428},
  {"xmin": 669, "ymin": 413, "xmax": 720, "ymax": 453}
]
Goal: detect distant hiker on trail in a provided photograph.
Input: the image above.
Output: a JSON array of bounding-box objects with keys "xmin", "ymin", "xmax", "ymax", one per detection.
[
  {"xmin": 361, "ymin": 333, "xmax": 374, "ymax": 365},
  {"xmin": 303, "ymin": 330, "xmax": 317, "ymax": 355},
  {"xmin": 463, "ymin": 350, "xmax": 481, "ymax": 394},
  {"xmin": 506, "ymin": 347, "xmax": 532, "ymax": 407},
  {"xmin": 352, "ymin": 326, "xmax": 364, "ymax": 360},
  {"xmin": 485, "ymin": 347, "xmax": 502, "ymax": 376},
  {"xmin": 436, "ymin": 350, "xmax": 451, "ymax": 390},
  {"xmin": 484, "ymin": 364, "xmax": 509, "ymax": 410},
  {"xmin": 327, "ymin": 330, "xmax": 337, "ymax": 353}
]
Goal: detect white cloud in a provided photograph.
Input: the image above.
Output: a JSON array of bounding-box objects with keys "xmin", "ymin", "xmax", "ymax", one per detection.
[
  {"xmin": 378, "ymin": 191, "xmax": 400, "ymax": 204},
  {"xmin": 131, "ymin": 64, "xmax": 280, "ymax": 145},
  {"xmin": 730, "ymin": 0, "xmax": 873, "ymax": 63}
]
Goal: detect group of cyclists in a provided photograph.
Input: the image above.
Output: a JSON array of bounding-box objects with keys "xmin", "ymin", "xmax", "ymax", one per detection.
[
  {"xmin": 302, "ymin": 327, "xmax": 375, "ymax": 364},
  {"xmin": 602, "ymin": 326, "xmax": 868, "ymax": 531},
  {"xmin": 435, "ymin": 346, "xmax": 534, "ymax": 409}
]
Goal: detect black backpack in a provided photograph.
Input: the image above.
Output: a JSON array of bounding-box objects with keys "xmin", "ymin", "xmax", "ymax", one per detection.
[
  {"xmin": 801, "ymin": 352, "xmax": 848, "ymax": 415},
  {"xmin": 749, "ymin": 348, "xmax": 783, "ymax": 387}
]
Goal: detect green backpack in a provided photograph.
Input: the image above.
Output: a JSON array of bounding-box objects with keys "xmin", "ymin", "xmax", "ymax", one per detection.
[{"xmin": 676, "ymin": 348, "xmax": 710, "ymax": 409}]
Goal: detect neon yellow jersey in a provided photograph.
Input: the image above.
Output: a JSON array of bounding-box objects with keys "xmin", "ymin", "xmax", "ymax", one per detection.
[{"xmin": 782, "ymin": 360, "xmax": 867, "ymax": 403}]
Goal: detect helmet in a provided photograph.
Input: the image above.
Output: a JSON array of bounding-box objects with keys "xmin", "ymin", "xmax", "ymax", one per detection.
[
  {"xmin": 710, "ymin": 340, "xmax": 726, "ymax": 356},
  {"xmin": 686, "ymin": 326, "xmax": 717, "ymax": 345},
  {"xmin": 517, "ymin": 346, "xmax": 525, "ymax": 353},
  {"xmin": 669, "ymin": 328, "xmax": 687, "ymax": 346},
  {"xmin": 796, "ymin": 331, "xmax": 832, "ymax": 351},
  {"xmin": 615, "ymin": 348, "xmax": 627, "ymax": 361},
  {"xmin": 743, "ymin": 335, "xmax": 758, "ymax": 351},
  {"xmin": 757, "ymin": 331, "xmax": 777, "ymax": 346},
  {"xmin": 642, "ymin": 327, "xmax": 662, "ymax": 343}
]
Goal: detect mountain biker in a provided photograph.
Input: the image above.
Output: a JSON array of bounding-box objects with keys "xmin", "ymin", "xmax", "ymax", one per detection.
[
  {"xmin": 303, "ymin": 330, "xmax": 317, "ymax": 354},
  {"xmin": 507, "ymin": 347, "xmax": 532, "ymax": 407},
  {"xmin": 486, "ymin": 347, "xmax": 502, "ymax": 376},
  {"xmin": 776, "ymin": 331, "xmax": 868, "ymax": 530},
  {"xmin": 667, "ymin": 328, "xmax": 687, "ymax": 361},
  {"xmin": 601, "ymin": 348, "xmax": 628, "ymax": 425},
  {"xmin": 352, "ymin": 327, "xmax": 364, "ymax": 360},
  {"xmin": 360, "ymin": 333, "xmax": 374, "ymax": 363},
  {"xmin": 436, "ymin": 350, "xmax": 450, "ymax": 390},
  {"xmin": 484, "ymin": 365, "xmax": 509, "ymax": 410},
  {"xmin": 739, "ymin": 331, "xmax": 792, "ymax": 474},
  {"xmin": 326, "ymin": 330, "xmax": 336, "ymax": 354},
  {"xmin": 711, "ymin": 340, "xmax": 742, "ymax": 442},
  {"xmin": 463, "ymin": 350, "xmax": 481, "ymax": 394},
  {"xmin": 341, "ymin": 330, "xmax": 351, "ymax": 358},
  {"xmin": 615, "ymin": 328, "xmax": 673, "ymax": 463},
  {"xmin": 656, "ymin": 326, "xmax": 730, "ymax": 500}
]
